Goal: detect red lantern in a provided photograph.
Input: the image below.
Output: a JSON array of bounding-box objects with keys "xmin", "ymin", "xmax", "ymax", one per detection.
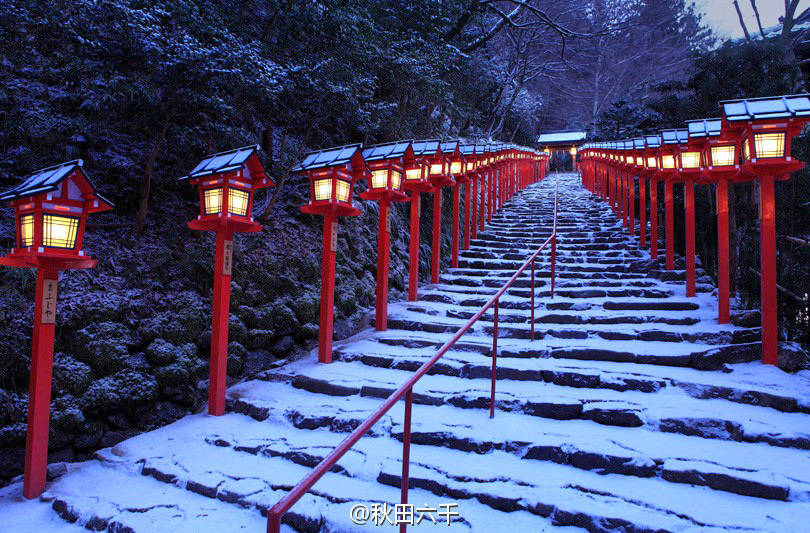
[
  {"xmin": 405, "ymin": 140, "xmax": 440, "ymax": 301},
  {"xmin": 659, "ymin": 129, "xmax": 687, "ymax": 270},
  {"xmin": 441, "ymin": 140, "xmax": 464, "ymax": 269},
  {"xmin": 181, "ymin": 146, "xmax": 272, "ymax": 415},
  {"xmin": 361, "ymin": 141, "xmax": 413, "ymax": 330},
  {"xmin": 0, "ymin": 159, "xmax": 113, "ymax": 499},
  {"xmin": 295, "ymin": 143, "xmax": 365, "ymax": 363},
  {"xmin": 687, "ymin": 118, "xmax": 740, "ymax": 324},
  {"xmin": 721, "ymin": 94, "xmax": 810, "ymax": 365},
  {"xmin": 645, "ymin": 135, "xmax": 662, "ymax": 260},
  {"xmin": 459, "ymin": 143, "xmax": 477, "ymax": 250}
]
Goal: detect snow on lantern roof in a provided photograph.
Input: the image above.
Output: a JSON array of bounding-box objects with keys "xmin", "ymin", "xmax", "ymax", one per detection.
[
  {"xmin": 459, "ymin": 143, "xmax": 476, "ymax": 156},
  {"xmin": 536, "ymin": 130, "xmax": 587, "ymax": 145},
  {"xmin": 293, "ymin": 143, "xmax": 363, "ymax": 172},
  {"xmin": 633, "ymin": 138, "xmax": 646, "ymax": 149},
  {"xmin": 621, "ymin": 140, "xmax": 634, "ymax": 150},
  {"xmin": 645, "ymin": 135, "xmax": 661, "ymax": 148},
  {"xmin": 661, "ymin": 129, "xmax": 688, "ymax": 144},
  {"xmin": 411, "ymin": 140, "xmax": 441, "ymax": 157},
  {"xmin": 0, "ymin": 159, "xmax": 113, "ymax": 209},
  {"xmin": 440, "ymin": 140, "xmax": 459, "ymax": 155},
  {"xmin": 183, "ymin": 145, "xmax": 260, "ymax": 180},
  {"xmin": 687, "ymin": 118, "xmax": 723, "ymax": 138},
  {"xmin": 362, "ymin": 140, "xmax": 413, "ymax": 162},
  {"xmin": 721, "ymin": 94, "xmax": 810, "ymax": 122}
]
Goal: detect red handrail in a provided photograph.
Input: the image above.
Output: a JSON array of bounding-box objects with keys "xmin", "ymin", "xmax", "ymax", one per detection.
[{"xmin": 266, "ymin": 175, "xmax": 558, "ymax": 533}]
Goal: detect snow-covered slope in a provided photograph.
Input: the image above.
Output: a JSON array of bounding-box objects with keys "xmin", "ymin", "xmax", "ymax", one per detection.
[{"xmin": 2, "ymin": 172, "xmax": 809, "ymax": 532}]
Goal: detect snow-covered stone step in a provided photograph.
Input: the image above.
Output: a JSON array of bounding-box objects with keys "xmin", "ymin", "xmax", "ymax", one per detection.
[
  {"xmin": 226, "ymin": 379, "xmax": 810, "ymax": 505},
  {"xmin": 271, "ymin": 358, "xmax": 810, "ymax": 451}
]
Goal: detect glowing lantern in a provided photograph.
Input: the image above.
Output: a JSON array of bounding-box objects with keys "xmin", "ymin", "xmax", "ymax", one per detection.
[{"xmin": 0, "ymin": 159, "xmax": 113, "ymax": 500}]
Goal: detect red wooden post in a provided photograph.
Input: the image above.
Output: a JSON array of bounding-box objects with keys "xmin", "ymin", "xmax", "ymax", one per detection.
[
  {"xmin": 488, "ymin": 168, "xmax": 494, "ymax": 222},
  {"xmin": 716, "ymin": 179, "xmax": 730, "ymax": 323},
  {"xmin": 684, "ymin": 178, "xmax": 696, "ymax": 297},
  {"xmin": 431, "ymin": 188, "xmax": 441, "ymax": 284},
  {"xmin": 622, "ymin": 172, "xmax": 628, "ymax": 229},
  {"xmin": 639, "ymin": 176, "xmax": 647, "ymax": 247},
  {"xmin": 650, "ymin": 179, "xmax": 659, "ymax": 259},
  {"xmin": 408, "ymin": 194, "xmax": 420, "ymax": 301},
  {"xmin": 318, "ymin": 214, "xmax": 338, "ymax": 362},
  {"xmin": 489, "ymin": 299, "xmax": 498, "ymax": 419},
  {"xmin": 377, "ymin": 198, "xmax": 391, "ymax": 329},
  {"xmin": 451, "ymin": 184, "xmax": 460, "ymax": 268},
  {"xmin": 628, "ymin": 174, "xmax": 635, "ymax": 236},
  {"xmin": 209, "ymin": 228, "xmax": 234, "ymax": 415},
  {"xmin": 760, "ymin": 175, "xmax": 778, "ymax": 365},
  {"xmin": 665, "ymin": 179, "xmax": 674, "ymax": 270},
  {"xmin": 400, "ymin": 388, "xmax": 413, "ymax": 533},
  {"xmin": 551, "ymin": 235, "xmax": 557, "ymax": 297},
  {"xmin": 23, "ymin": 267, "xmax": 58, "ymax": 499},
  {"xmin": 463, "ymin": 183, "xmax": 471, "ymax": 249},
  {"xmin": 479, "ymin": 173, "xmax": 486, "ymax": 232},
  {"xmin": 472, "ymin": 177, "xmax": 479, "ymax": 239}
]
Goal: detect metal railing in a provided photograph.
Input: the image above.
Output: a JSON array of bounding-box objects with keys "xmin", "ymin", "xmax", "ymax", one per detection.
[{"xmin": 266, "ymin": 177, "xmax": 558, "ymax": 533}]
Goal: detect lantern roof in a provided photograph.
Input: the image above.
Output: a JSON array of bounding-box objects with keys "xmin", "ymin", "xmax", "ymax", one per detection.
[
  {"xmin": 686, "ymin": 118, "xmax": 723, "ymax": 138},
  {"xmin": 440, "ymin": 140, "xmax": 460, "ymax": 155},
  {"xmin": 411, "ymin": 140, "xmax": 441, "ymax": 157},
  {"xmin": 720, "ymin": 94, "xmax": 810, "ymax": 122},
  {"xmin": 645, "ymin": 135, "xmax": 661, "ymax": 148},
  {"xmin": 459, "ymin": 143, "xmax": 476, "ymax": 156},
  {"xmin": 0, "ymin": 159, "xmax": 113, "ymax": 210},
  {"xmin": 661, "ymin": 129, "xmax": 688, "ymax": 144},
  {"xmin": 293, "ymin": 143, "xmax": 364, "ymax": 172},
  {"xmin": 362, "ymin": 140, "xmax": 413, "ymax": 162},
  {"xmin": 474, "ymin": 144, "xmax": 487, "ymax": 155},
  {"xmin": 182, "ymin": 145, "xmax": 263, "ymax": 180},
  {"xmin": 633, "ymin": 138, "xmax": 646, "ymax": 149},
  {"xmin": 622, "ymin": 140, "xmax": 634, "ymax": 150},
  {"xmin": 536, "ymin": 130, "xmax": 587, "ymax": 146}
]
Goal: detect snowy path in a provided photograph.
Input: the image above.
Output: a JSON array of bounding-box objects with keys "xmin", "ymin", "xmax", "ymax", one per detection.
[{"xmin": 2, "ymin": 172, "xmax": 810, "ymax": 532}]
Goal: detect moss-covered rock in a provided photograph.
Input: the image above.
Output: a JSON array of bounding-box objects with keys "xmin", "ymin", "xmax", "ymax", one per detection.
[
  {"xmin": 82, "ymin": 370, "xmax": 159, "ymax": 415},
  {"xmin": 52, "ymin": 353, "xmax": 92, "ymax": 396},
  {"xmin": 144, "ymin": 339, "xmax": 177, "ymax": 366},
  {"xmin": 154, "ymin": 343, "xmax": 205, "ymax": 390},
  {"xmin": 72, "ymin": 321, "xmax": 133, "ymax": 375}
]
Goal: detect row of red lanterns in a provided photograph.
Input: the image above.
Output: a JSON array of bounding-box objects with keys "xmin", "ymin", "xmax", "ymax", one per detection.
[
  {"xmin": 292, "ymin": 140, "xmax": 549, "ymax": 364},
  {"xmin": 0, "ymin": 142, "xmax": 547, "ymax": 499},
  {"xmin": 576, "ymin": 94, "xmax": 810, "ymax": 367}
]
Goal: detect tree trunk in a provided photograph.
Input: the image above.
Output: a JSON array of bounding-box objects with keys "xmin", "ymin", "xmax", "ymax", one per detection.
[
  {"xmin": 134, "ymin": 108, "xmax": 174, "ymax": 234},
  {"xmin": 733, "ymin": 1, "xmax": 752, "ymax": 41}
]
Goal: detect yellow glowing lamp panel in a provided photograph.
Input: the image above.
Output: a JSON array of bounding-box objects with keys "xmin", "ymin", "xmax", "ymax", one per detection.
[
  {"xmin": 635, "ymin": 157, "xmax": 643, "ymax": 165},
  {"xmin": 680, "ymin": 151, "xmax": 701, "ymax": 169},
  {"xmin": 371, "ymin": 169, "xmax": 391, "ymax": 189},
  {"xmin": 625, "ymin": 156, "xmax": 632, "ymax": 163},
  {"xmin": 754, "ymin": 132, "xmax": 785, "ymax": 159},
  {"xmin": 204, "ymin": 187, "xmax": 223, "ymax": 215},
  {"xmin": 43, "ymin": 214, "xmax": 79, "ymax": 249},
  {"xmin": 390, "ymin": 170, "xmax": 402, "ymax": 190},
  {"xmin": 228, "ymin": 188, "xmax": 250, "ymax": 216},
  {"xmin": 743, "ymin": 137, "xmax": 751, "ymax": 161},
  {"xmin": 406, "ymin": 168, "xmax": 422, "ymax": 181},
  {"xmin": 662, "ymin": 155, "xmax": 676, "ymax": 169},
  {"xmin": 314, "ymin": 178, "xmax": 332, "ymax": 201},
  {"xmin": 19, "ymin": 214, "xmax": 34, "ymax": 247},
  {"xmin": 430, "ymin": 163, "xmax": 443, "ymax": 175},
  {"xmin": 711, "ymin": 146, "xmax": 735, "ymax": 167},
  {"xmin": 647, "ymin": 157, "xmax": 657, "ymax": 168},
  {"xmin": 450, "ymin": 161, "xmax": 462, "ymax": 174}
]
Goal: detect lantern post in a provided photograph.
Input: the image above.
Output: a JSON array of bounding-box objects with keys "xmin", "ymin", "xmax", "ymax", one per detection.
[
  {"xmin": 294, "ymin": 144, "xmax": 365, "ymax": 363},
  {"xmin": 622, "ymin": 141, "xmax": 635, "ymax": 235},
  {"xmin": 688, "ymin": 118, "xmax": 741, "ymax": 323},
  {"xmin": 0, "ymin": 160, "xmax": 113, "ymax": 499},
  {"xmin": 476, "ymin": 144, "xmax": 488, "ymax": 235},
  {"xmin": 405, "ymin": 141, "xmax": 439, "ymax": 301},
  {"xmin": 181, "ymin": 146, "xmax": 273, "ymax": 415},
  {"xmin": 720, "ymin": 95, "xmax": 810, "ymax": 364},
  {"xmin": 645, "ymin": 135, "xmax": 662, "ymax": 259},
  {"xmin": 659, "ymin": 130, "xmax": 683, "ymax": 270},
  {"xmin": 361, "ymin": 141, "xmax": 413, "ymax": 329},
  {"xmin": 460, "ymin": 144, "xmax": 477, "ymax": 250},
  {"xmin": 676, "ymin": 130, "xmax": 704, "ymax": 297},
  {"xmin": 441, "ymin": 141, "xmax": 464, "ymax": 268},
  {"xmin": 633, "ymin": 138, "xmax": 647, "ymax": 247}
]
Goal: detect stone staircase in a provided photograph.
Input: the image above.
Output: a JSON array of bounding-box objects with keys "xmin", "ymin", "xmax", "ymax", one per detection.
[{"xmin": 2, "ymin": 172, "xmax": 810, "ymax": 532}]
